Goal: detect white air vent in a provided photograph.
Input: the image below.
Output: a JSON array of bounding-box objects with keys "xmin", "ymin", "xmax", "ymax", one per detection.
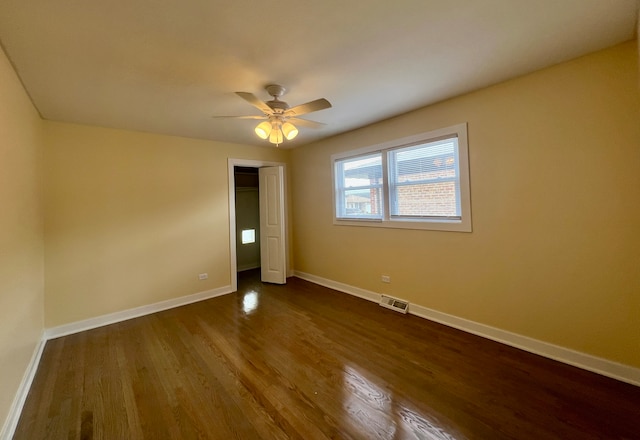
[{"xmin": 379, "ymin": 295, "xmax": 409, "ymax": 314}]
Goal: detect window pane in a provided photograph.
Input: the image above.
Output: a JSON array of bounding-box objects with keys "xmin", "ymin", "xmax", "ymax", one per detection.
[
  {"xmin": 394, "ymin": 182, "xmax": 459, "ymax": 217},
  {"xmin": 343, "ymin": 188, "xmax": 383, "ymax": 217},
  {"xmin": 335, "ymin": 153, "xmax": 383, "ymax": 219},
  {"xmin": 241, "ymin": 229, "xmax": 256, "ymax": 244},
  {"xmin": 389, "ymin": 138, "xmax": 461, "ymax": 218}
]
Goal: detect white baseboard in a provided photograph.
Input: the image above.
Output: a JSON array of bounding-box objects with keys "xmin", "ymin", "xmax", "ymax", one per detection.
[
  {"xmin": 1, "ymin": 335, "xmax": 46, "ymax": 440},
  {"xmin": 293, "ymin": 271, "xmax": 640, "ymax": 387},
  {"xmin": 45, "ymin": 285, "xmax": 233, "ymax": 340}
]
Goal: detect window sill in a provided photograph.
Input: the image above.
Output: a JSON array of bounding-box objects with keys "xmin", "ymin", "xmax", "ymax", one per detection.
[{"xmin": 333, "ymin": 218, "xmax": 472, "ymax": 232}]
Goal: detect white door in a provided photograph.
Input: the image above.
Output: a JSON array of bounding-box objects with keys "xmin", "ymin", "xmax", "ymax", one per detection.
[{"xmin": 259, "ymin": 166, "xmax": 286, "ymax": 284}]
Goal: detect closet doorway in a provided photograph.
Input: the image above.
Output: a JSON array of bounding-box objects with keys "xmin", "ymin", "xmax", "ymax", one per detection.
[{"xmin": 228, "ymin": 159, "xmax": 288, "ymax": 292}]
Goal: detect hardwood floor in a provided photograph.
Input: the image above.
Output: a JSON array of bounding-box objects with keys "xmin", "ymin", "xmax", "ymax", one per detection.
[{"xmin": 14, "ymin": 270, "xmax": 640, "ymax": 439}]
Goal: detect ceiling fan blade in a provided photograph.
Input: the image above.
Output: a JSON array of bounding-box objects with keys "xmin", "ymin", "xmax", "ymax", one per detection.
[
  {"xmin": 288, "ymin": 117, "xmax": 326, "ymax": 129},
  {"xmin": 235, "ymin": 92, "xmax": 273, "ymax": 114},
  {"xmin": 285, "ymin": 98, "xmax": 332, "ymax": 117},
  {"xmin": 212, "ymin": 115, "xmax": 267, "ymax": 120}
]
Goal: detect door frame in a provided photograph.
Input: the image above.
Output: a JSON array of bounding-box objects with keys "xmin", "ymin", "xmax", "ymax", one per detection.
[{"xmin": 228, "ymin": 158, "xmax": 289, "ymax": 292}]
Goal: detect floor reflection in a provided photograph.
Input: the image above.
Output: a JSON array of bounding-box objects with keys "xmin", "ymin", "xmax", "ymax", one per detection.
[
  {"xmin": 342, "ymin": 365, "xmax": 462, "ymax": 440},
  {"xmin": 242, "ymin": 290, "xmax": 258, "ymax": 314},
  {"xmin": 343, "ymin": 365, "xmax": 397, "ymax": 438}
]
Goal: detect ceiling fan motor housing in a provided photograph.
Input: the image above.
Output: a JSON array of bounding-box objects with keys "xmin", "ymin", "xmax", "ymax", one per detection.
[
  {"xmin": 265, "ymin": 84, "xmax": 290, "ymax": 112},
  {"xmin": 265, "ymin": 84, "xmax": 286, "ymax": 98},
  {"xmin": 267, "ymin": 99, "xmax": 290, "ymax": 112}
]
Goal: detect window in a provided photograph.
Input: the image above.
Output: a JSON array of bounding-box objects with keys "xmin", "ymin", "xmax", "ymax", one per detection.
[
  {"xmin": 241, "ymin": 229, "xmax": 256, "ymax": 244},
  {"xmin": 333, "ymin": 123, "xmax": 471, "ymax": 232},
  {"xmin": 334, "ymin": 153, "xmax": 383, "ymax": 220}
]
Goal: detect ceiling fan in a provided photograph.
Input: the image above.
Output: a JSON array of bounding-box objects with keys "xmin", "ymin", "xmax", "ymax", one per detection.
[{"xmin": 215, "ymin": 84, "xmax": 331, "ymax": 146}]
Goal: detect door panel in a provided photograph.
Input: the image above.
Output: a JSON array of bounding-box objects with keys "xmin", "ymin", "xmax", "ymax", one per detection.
[{"xmin": 259, "ymin": 166, "xmax": 286, "ymax": 284}]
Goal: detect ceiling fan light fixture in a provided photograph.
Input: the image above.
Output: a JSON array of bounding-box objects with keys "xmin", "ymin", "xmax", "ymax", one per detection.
[
  {"xmin": 255, "ymin": 121, "xmax": 272, "ymax": 139},
  {"xmin": 269, "ymin": 127, "xmax": 283, "ymax": 145},
  {"xmin": 227, "ymin": 85, "xmax": 331, "ymax": 146},
  {"xmin": 282, "ymin": 122, "xmax": 298, "ymax": 140}
]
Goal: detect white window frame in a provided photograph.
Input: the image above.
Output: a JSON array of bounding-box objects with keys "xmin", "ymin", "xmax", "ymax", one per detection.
[
  {"xmin": 334, "ymin": 152, "xmax": 384, "ymax": 221},
  {"xmin": 332, "ymin": 123, "xmax": 472, "ymax": 232}
]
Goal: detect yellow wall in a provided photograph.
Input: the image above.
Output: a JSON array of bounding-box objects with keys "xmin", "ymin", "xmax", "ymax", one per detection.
[
  {"xmin": 0, "ymin": 46, "xmax": 44, "ymax": 430},
  {"xmin": 290, "ymin": 41, "xmax": 640, "ymax": 368},
  {"xmin": 44, "ymin": 122, "xmax": 289, "ymax": 327}
]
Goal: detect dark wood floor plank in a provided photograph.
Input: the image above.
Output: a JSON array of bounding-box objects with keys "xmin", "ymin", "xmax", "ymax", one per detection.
[
  {"xmin": 13, "ymin": 269, "xmax": 640, "ymax": 439},
  {"xmin": 14, "ymin": 338, "xmax": 65, "ymax": 438},
  {"xmin": 81, "ymin": 327, "xmax": 113, "ymax": 440},
  {"xmin": 112, "ymin": 325, "xmax": 144, "ymax": 439},
  {"xmin": 197, "ymin": 315, "xmax": 334, "ymax": 439},
  {"xmin": 153, "ymin": 313, "xmax": 273, "ymax": 439},
  {"xmin": 123, "ymin": 318, "xmax": 187, "ymax": 439},
  {"xmin": 174, "ymin": 313, "xmax": 292, "ymax": 439}
]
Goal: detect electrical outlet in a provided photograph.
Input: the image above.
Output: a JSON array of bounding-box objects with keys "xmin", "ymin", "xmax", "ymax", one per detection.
[
  {"xmin": 381, "ymin": 275, "xmax": 391, "ymax": 283},
  {"xmin": 198, "ymin": 273, "xmax": 208, "ymax": 280}
]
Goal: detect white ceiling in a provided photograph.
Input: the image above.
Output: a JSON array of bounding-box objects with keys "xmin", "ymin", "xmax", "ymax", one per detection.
[{"xmin": 0, "ymin": 0, "xmax": 637, "ymax": 148}]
